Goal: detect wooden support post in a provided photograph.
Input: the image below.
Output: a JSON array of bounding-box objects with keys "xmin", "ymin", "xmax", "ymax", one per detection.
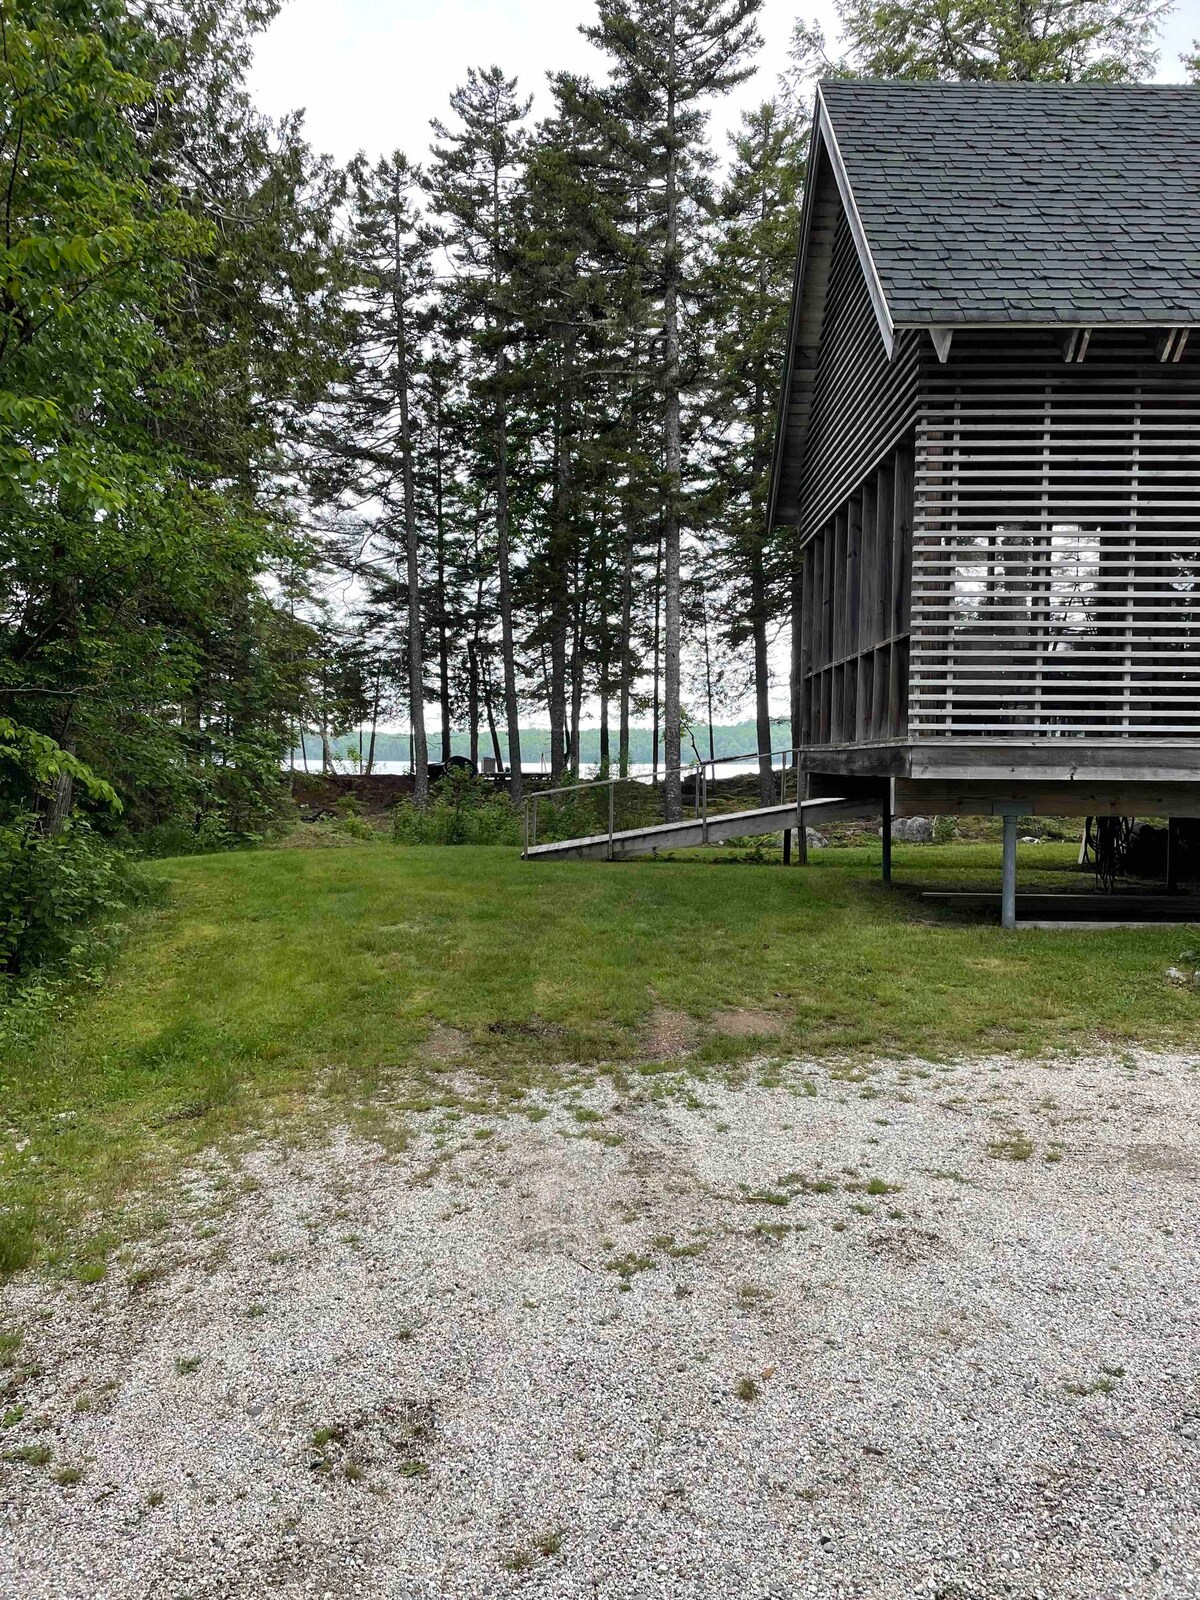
[
  {"xmin": 796, "ymin": 763, "xmax": 809, "ymax": 865},
  {"xmin": 1167, "ymin": 817, "xmax": 1180, "ymax": 893},
  {"xmin": 881, "ymin": 790, "xmax": 892, "ymax": 885},
  {"xmin": 1001, "ymin": 813, "xmax": 1018, "ymax": 930},
  {"xmin": 782, "ymin": 828, "xmax": 792, "ymax": 866}
]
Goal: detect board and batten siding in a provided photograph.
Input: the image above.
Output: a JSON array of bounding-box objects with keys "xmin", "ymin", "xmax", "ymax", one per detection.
[{"xmin": 909, "ymin": 328, "xmax": 1200, "ymax": 741}]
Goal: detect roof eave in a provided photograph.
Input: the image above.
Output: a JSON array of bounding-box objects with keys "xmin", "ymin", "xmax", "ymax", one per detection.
[{"xmin": 815, "ymin": 85, "xmax": 895, "ymax": 359}]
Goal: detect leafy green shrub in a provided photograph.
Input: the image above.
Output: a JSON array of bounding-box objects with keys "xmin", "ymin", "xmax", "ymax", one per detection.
[
  {"xmin": 392, "ymin": 773, "xmax": 523, "ymax": 846},
  {"xmin": 0, "ymin": 816, "xmax": 143, "ymax": 978}
]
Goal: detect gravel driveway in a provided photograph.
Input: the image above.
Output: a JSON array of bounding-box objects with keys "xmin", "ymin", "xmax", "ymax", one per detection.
[{"xmin": 1, "ymin": 1049, "xmax": 1198, "ymax": 1599}]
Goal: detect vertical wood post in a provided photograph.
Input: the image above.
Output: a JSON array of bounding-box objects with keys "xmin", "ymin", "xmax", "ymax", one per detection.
[
  {"xmin": 881, "ymin": 788, "xmax": 892, "ymax": 885},
  {"xmin": 1167, "ymin": 817, "xmax": 1180, "ymax": 893},
  {"xmin": 783, "ymin": 829, "xmax": 792, "ymax": 865},
  {"xmin": 796, "ymin": 761, "xmax": 809, "ymax": 866},
  {"xmin": 1001, "ymin": 813, "xmax": 1018, "ymax": 930}
]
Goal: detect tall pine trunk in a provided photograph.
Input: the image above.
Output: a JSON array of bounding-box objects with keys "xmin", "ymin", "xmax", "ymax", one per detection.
[
  {"xmin": 752, "ymin": 552, "xmax": 773, "ymax": 804},
  {"xmin": 392, "ymin": 248, "xmax": 428, "ymax": 806},
  {"xmin": 662, "ymin": 73, "xmax": 683, "ymax": 822},
  {"xmin": 618, "ymin": 532, "xmax": 633, "ymax": 779}
]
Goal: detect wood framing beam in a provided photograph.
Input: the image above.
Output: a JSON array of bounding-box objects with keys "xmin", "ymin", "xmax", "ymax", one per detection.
[
  {"xmin": 929, "ymin": 327, "xmax": 954, "ymax": 363},
  {"xmin": 1062, "ymin": 328, "xmax": 1091, "ymax": 363},
  {"xmin": 1158, "ymin": 327, "xmax": 1190, "ymax": 362}
]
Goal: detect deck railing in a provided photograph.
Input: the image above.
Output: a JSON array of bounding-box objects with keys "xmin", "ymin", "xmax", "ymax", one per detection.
[{"xmin": 523, "ymin": 747, "xmax": 806, "ymax": 858}]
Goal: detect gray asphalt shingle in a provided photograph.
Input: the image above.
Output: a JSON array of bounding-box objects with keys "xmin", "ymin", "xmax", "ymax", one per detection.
[{"xmin": 821, "ymin": 81, "xmax": 1200, "ymax": 325}]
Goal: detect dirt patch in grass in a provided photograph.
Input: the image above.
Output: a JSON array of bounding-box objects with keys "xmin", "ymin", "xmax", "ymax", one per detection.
[
  {"xmin": 709, "ymin": 1008, "xmax": 785, "ymax": 1039},
  {"xmin": 424, "ymin": 1025, "xmax": 469, "ymax": 1063},
  {"xmin": 644, "ymin": 1007, "xmax": 698, "ymax": 1060}
]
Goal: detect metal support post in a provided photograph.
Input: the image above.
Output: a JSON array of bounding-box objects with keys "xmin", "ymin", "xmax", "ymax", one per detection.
[{"xmin": 608, "ymin": 780, "xmax": 615, "ymax": 861}]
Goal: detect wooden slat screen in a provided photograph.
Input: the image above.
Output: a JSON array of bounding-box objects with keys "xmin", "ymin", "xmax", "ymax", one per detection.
[
  {"xmin": 798, "ymin": 434, "xmax": 914, "ymax": 746},
  {"xmin": 910, "ymin": 331, "xmax": 1200, "ymax": 739},
  {"xmin": 798, "ymin": 211, "xmax": 920, "ymax": 543}
]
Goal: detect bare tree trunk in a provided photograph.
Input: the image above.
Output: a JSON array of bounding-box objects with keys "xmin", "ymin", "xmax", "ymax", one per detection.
[
  {"xmin": 652, "ymin": 526, "xmax": 662, "ymax": 786},
  {"xmin": 662, "ymin": 72, "xmax": 683, "ymax": 822},
  {"xmin": 618, "ymin": 533, "xmax": 633, "ymax": 778},
  {"xmin": 467, "ymin": 636, "xmax": 481, "ymax": 768},
  {"xmin": 391, "ymin": 192, "xmax": 429, "ymax": 807},
  {"xmin": 751, "ymin": 552, "xmax": 774, "ymax": 805},
  {"xmin": 46, "ymin": 770, "xmax": 74, "ymax": 837},
  {"xmin": 482, "ymin": 653, "xmax": 504, "ymax": 773},
  {"xmin": 435, "ymin": 439, "xmax": 452, "ymax": 766},
  {"xmin": 491, "ymin": 139, "xmax": 523, "ymax": 805},
  {"xmin": 569, "ymin": 546, "xmax": 591, "ymax": 779},
  {"xmin": 366, "ymin": 667, "xmax": 381, "ymax": 776}
]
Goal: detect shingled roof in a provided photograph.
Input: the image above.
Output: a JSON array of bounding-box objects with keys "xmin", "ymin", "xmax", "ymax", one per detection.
[{"xmin": 821, "ymin": 80, "xmax": 1200, "ymax": 329}]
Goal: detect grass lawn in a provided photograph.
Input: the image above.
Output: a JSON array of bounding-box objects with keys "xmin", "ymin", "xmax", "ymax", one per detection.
[{"xmin": 1, "ymin": 838, "xmax": 1197, "ymax": 1276}]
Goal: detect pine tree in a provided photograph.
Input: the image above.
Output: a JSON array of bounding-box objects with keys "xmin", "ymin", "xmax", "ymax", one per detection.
[
  {"xmin": 790, "ymin": 0, "xmax": 1171, "ymax": 83},
  {"xmin": 309, "ymin": 152, "xmax": 436, "ymax": 803},
  {"xmin": 584, "ymin": 0, "xmax": 763, "ymax": 821},
  {"xmin": 429, "ymin": 68, "xmax": 532, "ymax": 804},
  {"xmin": 701, "ymin": 98, "xmax": 805, "ymax": 804}
]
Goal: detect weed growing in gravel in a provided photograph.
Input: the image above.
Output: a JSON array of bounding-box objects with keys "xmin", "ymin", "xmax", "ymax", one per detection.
[
  {"xmin": 175, "ymin": 1355, "xmax": 202, "ymax": 1376},
  {"xmin": 344, "ymin": 1463, "xmax": 365, "ymax": 1483},
  {"xmin": 147, "ymin": 1489, "xmax": 164, "ymax": 1507},
  {"xmin": 864, "ymin": 1177, "xmax": 902, "ymax": 1196},
  {"xmin": 0, "ymin": 1331, "xmax": 22, "ymax": 1366},
  {"xmin": 1063, "ymin": 1373, "xmax": 1120, "ymax": 1398},
  {"xmin": 777, "ymin": 1170, "xmax": 839, "ymax": 1195},
  {"xmin": 737, "ymin": 1281, "xmax": 772, "ymax": 1309},
  {"xmin": 734, "ymin": 1376, "xmax": 760, "ymax": 1401},
  {"xmin": 605, "ymin": 1252, "xmax": 656, "ymax": 1289},
  {"xmin": 988, "ymin": 1131, "xmax": 1035, "ymax": 1161},
  {"xmin": 54, "ymin": 1465, "xmax": 83, "ymax": 1486},
  {"xmin": 651, "ymin": 1232, "xmax": 708, "ymax": 1259},
  {"xmin": 398, "ymin": 1460, "xmax": 429, "ymax": 1478},
  {"xmin": 753, "ymin": 1221, "xmax": 792, "ymax": 1243},
  {"xmin": 3, "ymin": 1442, "xmax": 51, "ymax": 1466}
]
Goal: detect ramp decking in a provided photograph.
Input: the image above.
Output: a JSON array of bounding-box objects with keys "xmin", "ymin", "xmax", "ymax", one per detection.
[{"xmin": 524, "ymin": 797, "xmax": 877, "ymax": 862}]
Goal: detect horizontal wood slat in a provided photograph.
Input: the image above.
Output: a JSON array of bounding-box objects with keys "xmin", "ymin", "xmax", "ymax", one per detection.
[{"xmin": 911, "ymin": 333, "xmax": 1200, "ymax": 741}]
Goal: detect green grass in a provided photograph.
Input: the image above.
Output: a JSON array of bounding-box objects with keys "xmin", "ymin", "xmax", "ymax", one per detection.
[{"xmin": 0, "ymin": 839, "xmax": 1197, "ymax": 1273}]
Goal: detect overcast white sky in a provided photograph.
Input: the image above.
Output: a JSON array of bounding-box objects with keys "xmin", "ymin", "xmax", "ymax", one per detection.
[
  {"xmin": 250, "ymin": 0, "xmax": 1199, "ymax": 168},
  {"xmin": 249, "ymin": 0, "xmax": 831, "ymax": 166}
]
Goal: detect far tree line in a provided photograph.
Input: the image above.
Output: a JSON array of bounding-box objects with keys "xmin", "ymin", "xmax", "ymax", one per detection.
[{"xmin": 2, "ymin": 0, "xmax": 1195, "ymax": 852}]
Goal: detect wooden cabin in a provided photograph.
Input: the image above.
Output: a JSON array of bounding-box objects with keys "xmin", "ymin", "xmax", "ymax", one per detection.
[{"xmin": 769, "ymin": 82, "xmax": 1200, "ymax": 920}]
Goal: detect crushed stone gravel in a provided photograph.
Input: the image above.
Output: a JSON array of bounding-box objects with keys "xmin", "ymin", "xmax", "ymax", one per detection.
[{"xmin": 1, "ymin": 1047, "xmax": 1198, "ymax": 1599}]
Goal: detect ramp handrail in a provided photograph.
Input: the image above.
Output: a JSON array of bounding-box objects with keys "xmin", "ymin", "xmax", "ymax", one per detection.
[{"xmin": 523, "ymin": 746, "xmax": 807, "ymax": 859}]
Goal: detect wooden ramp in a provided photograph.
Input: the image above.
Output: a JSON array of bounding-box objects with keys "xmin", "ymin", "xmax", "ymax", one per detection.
[{"xmin": 524, "ymin": 797, "xmax": 877, "ymax": 863}]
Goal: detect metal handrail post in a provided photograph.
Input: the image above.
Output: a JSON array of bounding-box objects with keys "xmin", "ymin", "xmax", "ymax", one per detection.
[
  {"xmin": 702, "ymin": 767, "xmax": 708, "ymax": 843},
  {"xmin": 531, "ymin": 795, "xmax": 537, "ymax": 851},
  {"xmin": 608, "ymin": 779, "xmax": 615, "ymax": 860}
]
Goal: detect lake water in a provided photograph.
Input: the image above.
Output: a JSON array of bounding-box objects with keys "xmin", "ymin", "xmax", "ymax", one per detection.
[{"xmin": 294, "ymin": 758, "xmax": 781, "ymax": 781}]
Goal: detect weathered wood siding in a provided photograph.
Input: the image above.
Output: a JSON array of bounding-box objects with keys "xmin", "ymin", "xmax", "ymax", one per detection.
[
  {"xmin": 798, "ymin": 211, "xmax": 920, "ymax": 541},
  {"xmin": 797, "ymin": 434, "xmax": 915, "ymax": 746},
  {"xmin": 909, "ymin": 328, "xmax": 1200, "ymax": 740}
]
